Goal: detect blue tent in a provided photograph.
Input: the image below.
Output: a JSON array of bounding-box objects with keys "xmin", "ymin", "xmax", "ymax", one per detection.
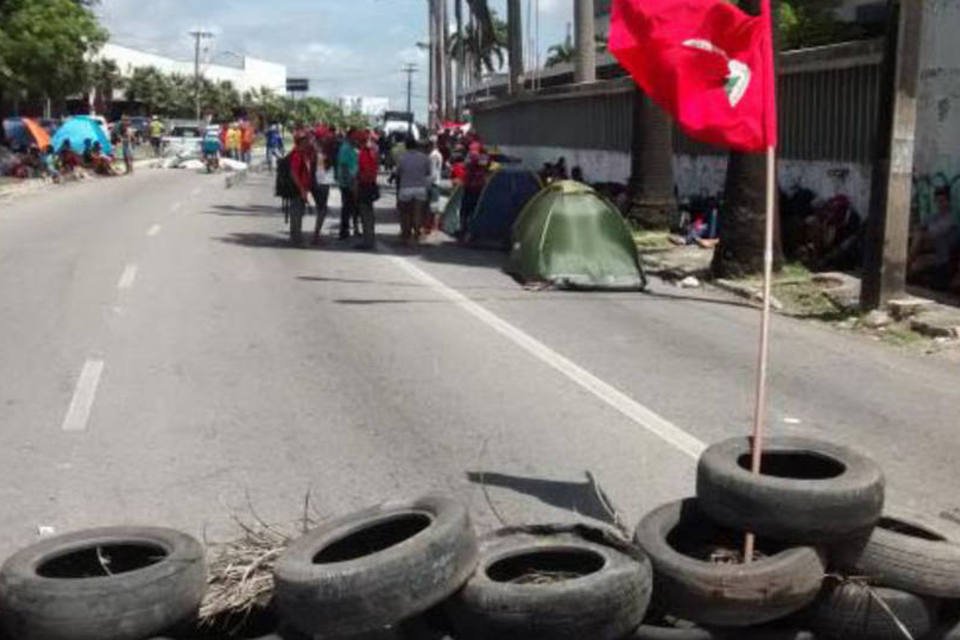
[
  {"xmin": 467, "ymin": 168, "xmax": 541, "ymax": 246},
  {"xmin": 51, "ymin": 116, "xmax": 112, "ymax": 156}
]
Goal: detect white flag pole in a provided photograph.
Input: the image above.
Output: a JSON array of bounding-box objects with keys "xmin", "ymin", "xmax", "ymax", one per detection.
[
  {"xmin": 744, "ymin": 143, "xmax": 776, "ymax": 563},
  {"xmin": 744, "ymin": 0, "xmax": 778, "ymax": 564}
]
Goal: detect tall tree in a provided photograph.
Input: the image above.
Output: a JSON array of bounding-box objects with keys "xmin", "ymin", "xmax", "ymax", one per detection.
[
  {"xmin": 448, "ymin": 13, "xmax": 507, "ymax": 79},
  {"xmin": 0, "ymin": 0, "xmax": 107, "ymax": 107},
  {"xmin": 711, "ymin": 0, "xmax": 783, "ymax": 278},
  {"xmin": 89, "ymin": 58, "xmax": 123, "ymax": 115},
  {"xmin": 627, "ymin": 89, "xmax": 677, "ymax": 229}
]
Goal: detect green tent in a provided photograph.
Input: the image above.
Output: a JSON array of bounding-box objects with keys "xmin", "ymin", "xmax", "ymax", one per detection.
[
  {"xmin": 442, "ymin": 185, "xmax": 465, "ymax": 236},
  {"xmin": 508, "ymin": 181, "xmax": 647, "ymax": 291}
]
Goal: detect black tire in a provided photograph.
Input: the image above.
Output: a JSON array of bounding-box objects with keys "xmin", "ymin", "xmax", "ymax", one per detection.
[
  {"xmin": 806, "ymin": 581, "xmax": 938, "ymax": 640},
  {"xmin": 447, "ymin": 526, "xmax": 652, "ymax": 640},
  {"xmin": 634, "ymin": 498, "xmax": 826, "ymax": 627},
  {"xmin": 831, "ymin": 508, "xmax": 960, "ymax": 598},
  {"xmin": 697, "ymin": 436, "xmax": 884, "ymax": 542},
  {"xmin": 631, "ymin": 625, "xmax": 816, "ymax": 640},
  {"xmin": 0, "ymin": 526, "xmax": 206, "ymax": 640},
  {"xmin": 274, "ymin": 494, "xmax": 478, "ymax": 638}
]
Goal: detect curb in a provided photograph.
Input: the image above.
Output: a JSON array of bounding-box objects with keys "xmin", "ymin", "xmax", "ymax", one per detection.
[{"xmin": 712, "ymin": 278, "xmax": 785, "ymax": 311}]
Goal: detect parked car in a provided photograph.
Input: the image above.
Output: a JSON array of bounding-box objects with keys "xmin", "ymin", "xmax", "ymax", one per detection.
[{"xmin": 161, "ymin": 120, "xmax": 204, "ymax": 156}]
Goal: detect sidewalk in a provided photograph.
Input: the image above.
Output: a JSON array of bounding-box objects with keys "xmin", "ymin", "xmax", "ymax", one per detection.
[
  {"xmin": 0, "ymin": 157, "xmax": 158, "ymax": 201},
  {"xmin": 639, "ymin": 243, "xmax": 960, "ymax": 341}
]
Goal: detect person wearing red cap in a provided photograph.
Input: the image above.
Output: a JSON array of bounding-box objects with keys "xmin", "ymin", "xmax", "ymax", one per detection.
[{"xmin": 356, "ymin": 132, "xmax": 380, "ymax": 250}]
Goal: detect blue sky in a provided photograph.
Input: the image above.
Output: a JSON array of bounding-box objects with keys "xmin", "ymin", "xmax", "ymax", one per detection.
[{"xmin": 95, "ymin": 0, "xmax": 573, "ymax": 120}]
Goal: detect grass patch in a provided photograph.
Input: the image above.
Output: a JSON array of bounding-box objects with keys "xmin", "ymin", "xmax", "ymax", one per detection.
[
  {"xmin": 877, "ymin": 325, "xmax": 927, "ymax": 347},
  {"xmin": 634, "ymin": 231, "xmax": 674, "ymax": 251}
]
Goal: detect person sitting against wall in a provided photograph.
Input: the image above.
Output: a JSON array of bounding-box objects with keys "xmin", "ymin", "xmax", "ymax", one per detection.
[
  {"xmin": 58, "ymin": 141, "xmax": 87, "ymax": 180},
  {"xmin": 908, "ymin": 186, "xmax": 960, "ymax": 291}
]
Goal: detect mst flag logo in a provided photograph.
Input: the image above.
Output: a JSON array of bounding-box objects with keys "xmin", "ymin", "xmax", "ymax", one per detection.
[{"xmin": 609, "ymin": 0, "xmax": 777, "ymax": 152}]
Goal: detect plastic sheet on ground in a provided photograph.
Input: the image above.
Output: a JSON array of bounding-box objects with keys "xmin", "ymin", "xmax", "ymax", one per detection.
[{"xmin": 220, "ymin": 158, "xmax": 248, "ymax": 172}]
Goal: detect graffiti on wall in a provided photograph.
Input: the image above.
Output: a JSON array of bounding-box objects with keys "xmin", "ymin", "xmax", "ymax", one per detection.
[{"xmin": 913, "ymin": 172, "xmax": 960, "ymax": 223}]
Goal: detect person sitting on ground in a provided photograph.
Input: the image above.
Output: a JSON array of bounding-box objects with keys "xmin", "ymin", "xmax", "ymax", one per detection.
[
  {"xmin": 40, "ymin": 145, "xmax": 61, "ymax": 183},
  {"xmin": 58, "ymin": 141, "xmax": 86, "ymax": 180},
  {"xmin": 20, "ymin": 145, "xmax": 44, "ymax": 179},
  {"xmin": 81, "ymin": 139, "xmax": 95, "ymax": 167},
  {"xmin": 571, "ymin": 166, "xmax": 584, "ymax": 183},
  {"xmin": 908, "ymin": 186, "xmax": 960, "ymax": 290},
  {"xmin": 89, "ymin": 141, "xmax": 118, "ymax": 176}
]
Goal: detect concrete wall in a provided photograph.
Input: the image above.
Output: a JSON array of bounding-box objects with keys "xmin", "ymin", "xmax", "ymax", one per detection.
[{"xmin": 914, "ymin": 0, "xmax": 960, "ymax": 223}]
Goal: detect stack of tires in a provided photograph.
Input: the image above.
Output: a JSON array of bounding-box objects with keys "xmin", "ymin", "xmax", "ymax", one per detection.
[
  {"xmin": 3, "ymin": 438, "xmax": 959, "ymax": 639},
  {"xmin": 633, "ymin": 436, "xmax": 960, "ymax": 640}
]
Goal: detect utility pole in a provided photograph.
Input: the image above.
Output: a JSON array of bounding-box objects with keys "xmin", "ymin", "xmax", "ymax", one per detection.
[
  {"xmin": 402, "ymin": 63, "xmax": 418, "ymax": 134},
  {"xmin": 455, "ymin": 0, "xmax": 464, "ymax": 116},
  {"xmin": 507, "ymin": 0, "xmax": 524, "ymax": 94},
  {"xmin": 189, "ymin": 29, "xmax": 214, "ymax": 122},
  {"xmin": 428, "ymin": 0, "xmax": 438, "ymax": 129},
  {"xmin": 574, "ymin": 0, "xmax": 596, "ymax": 83},
  {"xmin": 861, "ymin": 1, "xmax": 924, "ymax": 310},
  {"xmin": 441, "ymin": 0, "xmax": 452, "ymax": 123}
]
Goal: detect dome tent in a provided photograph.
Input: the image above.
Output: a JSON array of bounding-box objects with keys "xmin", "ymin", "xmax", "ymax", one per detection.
[
  {"xmin": 508, "ymin": 181, "xmax": 646, "ymax": 291},
  {"xmin": 466, "ymin": 168, "xmax": 542, "ymax": 246}
]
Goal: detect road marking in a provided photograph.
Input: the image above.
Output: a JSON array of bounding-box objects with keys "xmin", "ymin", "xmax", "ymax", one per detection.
[
  {"xmin": 386, "ymin": 255, "xmax": 707, "ymax": 459},
  {"xmin": 191, "ymin": 187, "xmax": 202, "ymax": 196},
  {"xmin": 117, "ymin": 264, "xmax": 138, "ymax": 290},
  {"xmin": 61, "ymin": 359, "xmax": 104, "ymax": 432},
  {"xmin": 147, "ymin": 224, "xmax": 161, "ymax": 236},
  {"xmin": 170, "ymin": 202, "xmax": 182, "ymax": 213}
]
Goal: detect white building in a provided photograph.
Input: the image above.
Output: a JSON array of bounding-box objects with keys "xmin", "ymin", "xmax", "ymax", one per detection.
[
  {"xmin": 337, "ymin": 96, "xmax": 391, "ymax": 119},
  {"xmin": 98, "ymin": 43, "xmax": 287, "ymax": 95}
]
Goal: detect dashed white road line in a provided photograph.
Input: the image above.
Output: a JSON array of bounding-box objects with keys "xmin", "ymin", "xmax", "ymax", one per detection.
[
  {"xmin": 61, "ymin": 360, "xmax": 105, "ymax": 432},
  {"xmin": 170, "ymin": 202, "xmax": 183, "ymax": 213},
  {"xmin": 386, "ymin": 254, "xmax": 707, "ymax": 459},
  {"xmin": 147, "ymin": 224, "xmax": 162, "ymax": 236},
  {"xmin": 191, "ymin": 186, "xmax": 202, "ymax": 196},
  {"xmin": 117, "ymin": 264, "xmax": 138, "ymax": 290}
]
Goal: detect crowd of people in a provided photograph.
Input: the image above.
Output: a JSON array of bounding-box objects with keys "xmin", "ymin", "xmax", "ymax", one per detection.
[{"xmin": 275, "ymin": 122, "xmax": 496, "ymax": 248}]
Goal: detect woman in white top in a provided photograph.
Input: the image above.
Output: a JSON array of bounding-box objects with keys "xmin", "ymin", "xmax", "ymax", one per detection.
[
  {"xmin": 312, "ymin": 143, "xmax": 336, "ymax": 245},
  {"xmin": 427, "ymin": 138, "xmax": 444, "ymax": 234}
]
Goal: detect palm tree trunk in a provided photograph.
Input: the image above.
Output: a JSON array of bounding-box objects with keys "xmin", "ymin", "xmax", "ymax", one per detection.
[
  {"xmin": 507, "ymin": 0, "xmax": 523, "ymax": 93},
  {"xmin": 627, "ymin": 88, "xmax": 677, "ymax": 229},
  {"xmin": 455, "ymin": 0, "xmax": 464, "ymax": 114},
  {"xmin": 711, "ymin": 0, "xmax": 783, "ymax": 278}
]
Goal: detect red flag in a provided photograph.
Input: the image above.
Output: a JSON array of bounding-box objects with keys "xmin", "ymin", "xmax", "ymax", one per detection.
[{"xmin": 610, "ymin": 0, "xmax": 778, "ymax": 152}]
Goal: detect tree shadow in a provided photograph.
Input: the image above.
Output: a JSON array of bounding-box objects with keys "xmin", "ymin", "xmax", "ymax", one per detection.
[{"xmin": 466, "ymin": 471, "xmax": 619, "ymax": 526}]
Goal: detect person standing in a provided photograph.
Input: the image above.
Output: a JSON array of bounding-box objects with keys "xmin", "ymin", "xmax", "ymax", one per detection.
[
  {"xmin": 396, "ymin": 137, "xmax": 431, "ymax": 244},
  {"xmin": 120, "ymin": 118, "xmax": 135, "ymax": 174},
  {"xmin": 265, "ymin": 124, "xmax": 284, "ymax": 172},
  {"xmin": 460, "ymin": 150, "xmax": 488, "ymax": 240},
  {"xmin": 356, "ymin": 133, "xmax": 380, "ymax": 250},
  {"xmin": 336, "ymin": 130, "xmax": 360, "ymax": 240},
  {"xmin": 240, "ymin": 121, "xmax": 255, "ymax": 164},
  {"xmin": 148, "ymin": 116, "xmax": 164, "ymax": 157},
  {"xmin": 312, "ymin": 139, "xmax": 335, "ymax": 245},
  {"xmin": 427, "ymin": 139, "xmax": 444, "ymax": 234},
  {"xmin": 288, "ymin": 134, "xmax": 314, "ymax": 246},
  {"xmin": 226, "ymin": 123, "xmax": 241, "ymax": 160}
]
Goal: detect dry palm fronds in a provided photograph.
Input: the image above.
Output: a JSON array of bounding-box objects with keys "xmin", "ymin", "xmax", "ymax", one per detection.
[{"xmin": 199, "ymin": 492, "xmax": 319, "ymax": 630}]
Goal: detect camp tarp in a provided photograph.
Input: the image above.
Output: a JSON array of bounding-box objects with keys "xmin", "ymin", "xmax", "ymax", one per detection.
[
  {"xmin": 441, "ymin": 185, "xmax": 465, "ymax": 236},
  {"xmin": 51, "ymin": 115, "xmax": 112, "ymax": 157},
  {"xmin": 508, "ymin": 180, "xmax": 646, "ymax": 291},
  {"xmin": 467, "ymin": 168, "xmax": 541, "ymax": 247}
]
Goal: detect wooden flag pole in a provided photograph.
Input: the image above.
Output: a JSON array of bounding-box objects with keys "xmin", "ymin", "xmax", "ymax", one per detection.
[{"xmin": 744, "ymin": 143, "xmax": 777, "ymax": 563}]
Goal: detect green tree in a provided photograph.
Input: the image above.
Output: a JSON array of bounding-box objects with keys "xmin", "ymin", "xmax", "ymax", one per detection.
[
  {"xmin": 448, "ymin": 12, "xmax": 507, "ymax": 78},
  {"xmin": 89, "ymin": 58, "xmax": 124, "ymax": 114},
  {"xmin": 0, "ymin": 0, "xmax": 107, "ymax": 107}
]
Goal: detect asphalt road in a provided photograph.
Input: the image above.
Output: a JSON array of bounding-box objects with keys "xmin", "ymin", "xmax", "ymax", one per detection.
[{"xmin": 0, "ymin": 168, "xmax": 958, "ymax": 560}]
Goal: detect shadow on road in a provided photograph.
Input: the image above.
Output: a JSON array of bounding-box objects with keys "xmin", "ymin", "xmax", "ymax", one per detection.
[
  {"xmin": 205, "ymin": 204, "xmax": 281, "ymax": 217},
  {"xmin": 466, "ymin": 471, "xmax": 619, "ymax": 527}
]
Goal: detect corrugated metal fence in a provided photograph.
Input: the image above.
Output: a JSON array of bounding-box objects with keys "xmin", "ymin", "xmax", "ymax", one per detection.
[{"xmin": 472, "ymin": 39, "xmax": 885, "ymax": 164}]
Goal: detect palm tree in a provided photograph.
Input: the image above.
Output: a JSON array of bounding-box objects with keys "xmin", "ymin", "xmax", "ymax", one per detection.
[
  {"xmin": 627, "ymin": 89, "xmax": 677, "ymax": 229},
  {"xmin": 448, "ymin": 15, "xmax": 507, "ymax": 79},
  {"xmin": 89, "ymin": 59, "xmax": 124, "ymax": 115},
  {"xmin": 711, "ymin": 0, "xmax": 783, "ymax": 277},
  {"xmin": 545, "ymin": 42, "xmax": 575, "ymax": 68}
]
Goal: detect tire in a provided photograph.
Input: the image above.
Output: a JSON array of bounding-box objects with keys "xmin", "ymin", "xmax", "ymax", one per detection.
[
  {"xmin": 806, "ymin": 582, "xmax": 938, "ymax": 640},
  {"xmin": 274, "ymin": 494, "xmax": 478, "ymax": 638},
  {"xmin": 447, "ymin": 526, "xmax": 652, "ymax": 640},
  {"xmin": 697, "ymin": 436, "xmax": 884, "ymax": 542},
  {"xmin": 631, "ymin": 625, "xmax": 816, "ymax": 640},
  {"xmin": 0, "ymin": 526, "xmax": 206, "ymax": 640},
  {"xmin": 634, "ymin": 498, "xmax": 826, "ymax": 627},
  {"xmin": 831, "ymin": 508, "xmax": 960, "ymax": 598}
]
